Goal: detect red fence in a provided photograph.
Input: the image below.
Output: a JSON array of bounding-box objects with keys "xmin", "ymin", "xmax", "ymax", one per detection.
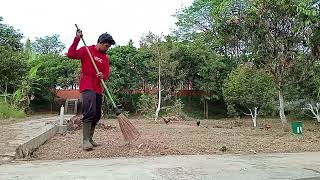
[
  {"xmin": 55, "ymin": 89, "xmax": 209, "ymax": 99},
  {"xmin": 55, "ymin": 90, "xmax": 80, "ymax": 99}
]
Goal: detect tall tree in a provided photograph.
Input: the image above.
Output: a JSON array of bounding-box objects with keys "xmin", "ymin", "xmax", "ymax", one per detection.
[
  {"xmin": 24, "ymin": 38, "xmax": 32, "ymax": 54},
  {"xmin": 0, "ymin": 17, "xmax": 26, "ymax": 92},
  {"xmin": 175, "ymin": 0, "xmax": 248, "ymax": 59},
  {"xmin": 108, "ymin": 40, "xmax": 146, "ymax": 91},
  {"xmin": 242, "ymin": 0, "xmax": 320, "ymax": 129},
  {"xmin": 0, "ymin": 16, "xmax": 23, "ymax": 51},
  {"xmin": 0, "ymin": 46, "xmax": 27, "ymax": 94},
  {"xmin": 32, "ymin": 34, "xmax": 65, "ymax": 54},
  {"xmin": 139, "ymin": 32, "xmax": 179, "ymax": 120},
  {"xmin": 175, "ymin": 0, "xmax": 214, "ymax": 36},
  {"xmin": 107, "ymin": 40, "xmax": 148, "ymax": 112},
  {"xmin": 223, "ymin": 63, "xmax": 276, "ymax": 127}
]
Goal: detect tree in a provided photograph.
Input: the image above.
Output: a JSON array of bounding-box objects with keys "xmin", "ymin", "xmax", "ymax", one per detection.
[
  {"xmin": 108, "ymin": 40, "xmax": 146, "ymax": 91},
  {"xmin": 305, "ymin": 103, "xmax": 320, "ymax": 122},
  {"xmin": 175, "ymin": 0, "xmax": 246, "ymax": 119},
  {"xmin": 107, "ymin": 40, "xmax": 148, "ymax": 113},
  {"xmin": 24, "ymin": 38, "xmax": 32, "ymax": 55},
  {"xmin": 0, "ymin": 46, "xmax": 27, "ymax": 94},
  {"xmin": 192, "ymin": 33, "xmax": 235, "ymax": 117},
  {"xmin": 223, "ymin": 64, "xmax": 276, "ymax": 127},
  {"xmin": 32, "ymin": 34, "xmax": 65, "ymax": 54},
  {"xmin": 0, "ymin": 16, "xmax": 23, "ymax": 51},
  {"xmin": 29, "ymin": 53, "xmax": 80, "ymax": 107},
  {"xmin": 175, "ymin": 0, "xmax": 215, "ymax": 36},
  {"xmin": 0, "ymin": 17, "xmax": 26, "ymax": 96},
  {"xmin": 241, "ymin": 0, "xmax": 319, "ymax": 129},
  {"xmin": 139, "ymin": 32, "xmax": 181, "ymax": 120},
  {"xmin": 13, "ymin": 63, "xmax": 42, "ymax": 112},
  {"xmin": 175, "ymin": 0, "xmax": 248, "ymax": 60}
]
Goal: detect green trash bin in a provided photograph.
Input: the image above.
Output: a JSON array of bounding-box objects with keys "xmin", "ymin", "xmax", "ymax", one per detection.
[{"xmin": 291, "ymin": 121, "xmax": 303, "ymax": 134}]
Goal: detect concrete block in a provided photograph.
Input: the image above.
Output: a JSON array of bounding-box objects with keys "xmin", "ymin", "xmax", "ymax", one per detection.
[
  {"xmin": 0, "ymin": 115, "xmax": 73, "ymax": 159},
  {"xmin": 16, "ymin": 124, "xmax": 58, "ymax": 158}
]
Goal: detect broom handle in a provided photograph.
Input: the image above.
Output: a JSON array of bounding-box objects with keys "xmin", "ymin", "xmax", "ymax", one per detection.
[{"xmin": 75, "ymin": 24, "xmax": 117, "ymax": 109}]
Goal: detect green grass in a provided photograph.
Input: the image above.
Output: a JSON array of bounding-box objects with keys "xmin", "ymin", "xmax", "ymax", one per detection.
[{"xmin": 0, "ymin": 101, "xmax": 25, "ymax": 119}]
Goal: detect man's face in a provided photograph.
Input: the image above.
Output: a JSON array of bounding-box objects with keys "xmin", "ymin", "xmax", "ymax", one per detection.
[{"xmin": 100, "ymin": 43, "xmax": 112, "ymax": 52}]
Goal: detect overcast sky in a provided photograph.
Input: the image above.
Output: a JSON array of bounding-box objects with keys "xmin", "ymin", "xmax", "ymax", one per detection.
[{"xmin": 0, "ymin": 0, "xmax": 193, "ymax": 48}]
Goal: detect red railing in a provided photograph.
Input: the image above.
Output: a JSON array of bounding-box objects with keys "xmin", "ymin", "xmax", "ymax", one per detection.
[{"xmin": 55, "ymin": 89, "xmax": 209, "ymax": 99}]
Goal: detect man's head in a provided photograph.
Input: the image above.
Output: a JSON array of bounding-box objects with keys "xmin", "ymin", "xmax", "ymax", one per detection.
[{"xmin": 96, "ymin": 32, "xmax": 115, "ymax": 53}]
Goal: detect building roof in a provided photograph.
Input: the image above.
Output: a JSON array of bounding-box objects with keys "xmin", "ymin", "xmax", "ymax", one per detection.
[{"xmin": 56, "ymin": 90, "xmax": 80, "ymax": 99}]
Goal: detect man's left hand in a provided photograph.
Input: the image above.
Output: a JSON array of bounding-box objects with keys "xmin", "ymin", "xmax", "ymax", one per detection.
[{"xmin": 97, "ymin": 72, "xmax": 103, "ymax": 79}]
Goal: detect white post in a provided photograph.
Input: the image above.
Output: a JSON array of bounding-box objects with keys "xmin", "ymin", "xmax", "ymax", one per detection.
[{"xmin": 59, "ymin": 105, "xmax": 64, "ymax": 125}]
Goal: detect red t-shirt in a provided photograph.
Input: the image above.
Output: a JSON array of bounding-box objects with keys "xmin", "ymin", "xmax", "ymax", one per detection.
[{"xmin": 67, "ymin": 37, "xmax": 110, "ymax": 94}]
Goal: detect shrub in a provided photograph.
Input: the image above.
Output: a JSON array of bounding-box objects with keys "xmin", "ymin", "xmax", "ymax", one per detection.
[
  {"xmin": 137, "ymin": 94, "xmax": 157, "ymax": 119},
  {"xmin": 0, "ymin": 101, "xmax": 25, "ymax": 119}
]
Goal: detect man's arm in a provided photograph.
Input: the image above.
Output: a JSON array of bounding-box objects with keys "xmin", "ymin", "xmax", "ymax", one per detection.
[
  {"xmin": 67, "ymin": 37, "xmax": 82, "ymax": 59},
  {"xmin": 102, "ymin": 57, "xmax": 110, "ymax": 80},
  {"xmin": 67, "ymin": 30, "xmax": 83, "ymax": 59}
]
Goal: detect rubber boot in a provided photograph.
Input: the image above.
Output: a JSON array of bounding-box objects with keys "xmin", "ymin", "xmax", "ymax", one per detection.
[
  {"xmin": 90, "ymin": 124, "xmax": 100, "ymax": 147},
  {"xmin": 82, "ymin": 122, "xmax": 93, "ymax": 151}
]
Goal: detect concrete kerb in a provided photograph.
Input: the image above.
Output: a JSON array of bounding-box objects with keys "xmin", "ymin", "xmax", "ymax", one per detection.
[
  {"xmin": 0, "ymin": 115, "xmax": 73, "ymax": 162},
  {"xmin": 15, "ymin": 123, "xmax": 58, "ymax": 158}
]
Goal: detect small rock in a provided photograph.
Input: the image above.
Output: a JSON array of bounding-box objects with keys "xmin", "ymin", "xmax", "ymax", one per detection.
[
  {"xmin": 249, "ymin": 149, "xmax": 257, "ymax": 154},
  {"xmin": 220, "ymin": 146, "xmax": 227, "ymax": 152},
  {"xmin": 138, "ymin": 143, "xmax": 144, "ymax": 149}
]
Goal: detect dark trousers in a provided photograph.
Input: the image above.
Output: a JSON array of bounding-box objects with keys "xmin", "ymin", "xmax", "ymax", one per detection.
[{"xmin": 80, "ymin": 90, "xmax": 102, "ymax": 126}]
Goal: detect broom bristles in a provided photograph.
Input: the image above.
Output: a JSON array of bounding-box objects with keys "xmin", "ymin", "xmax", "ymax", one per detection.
[{"xmin": 117, "ymin": 113, "xmax": 140, "ymax": 142}]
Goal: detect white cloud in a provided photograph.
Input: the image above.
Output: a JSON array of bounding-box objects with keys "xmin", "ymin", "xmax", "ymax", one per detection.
[{"xmin": 0, "ymin": 0, "xmax": 193, "ymax": 48}]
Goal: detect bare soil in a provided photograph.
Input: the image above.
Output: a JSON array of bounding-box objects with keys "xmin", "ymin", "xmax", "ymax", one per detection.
[{"xmin": 32, "ymin": 117, "xmax": 320, "ymax": 160}]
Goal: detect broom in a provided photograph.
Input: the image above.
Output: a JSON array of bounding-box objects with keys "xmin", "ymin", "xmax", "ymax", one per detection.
[{"xmin": 75, "ymin": 24, "xmax": 140, "ymax": 142}]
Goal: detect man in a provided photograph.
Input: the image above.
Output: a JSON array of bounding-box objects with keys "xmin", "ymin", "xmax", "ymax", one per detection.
[{"xmin": 67, "ymin": 29, "xmax": 115, "ymax": 150}]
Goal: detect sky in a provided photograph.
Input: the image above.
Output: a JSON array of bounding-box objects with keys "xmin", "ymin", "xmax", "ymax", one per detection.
[{"xmin": 0, "ymin": 0, "xmax": 193, "ymax": 49}]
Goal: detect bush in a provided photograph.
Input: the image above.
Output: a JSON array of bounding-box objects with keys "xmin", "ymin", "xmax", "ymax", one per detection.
[
  {"xmin": 0, "ymin": 101, "xmax": 25, "ymax": 119},
  {"xmin": 163, "ymin": 98, "xmax": 184, "ymax": 115},
  {"xmin": 137, "ymin": 94, "xmax": 157, "ymax": 119}
]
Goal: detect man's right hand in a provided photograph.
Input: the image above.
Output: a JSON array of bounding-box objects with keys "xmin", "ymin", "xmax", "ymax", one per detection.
[{"xmin": 76, "ymin": 29, "xmax": 83, "ymax": 38}]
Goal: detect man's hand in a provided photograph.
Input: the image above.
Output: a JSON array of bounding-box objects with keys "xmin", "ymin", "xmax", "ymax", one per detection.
[
  {"xmin": 76, "ymin": 29, "xmax": 83, "ymax": 38},
  {"xmin": 97, "ymin": 72, "xmax": 103, "ymax": 79}
]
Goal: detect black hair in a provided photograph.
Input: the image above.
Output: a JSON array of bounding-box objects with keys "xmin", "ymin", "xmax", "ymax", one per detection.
[{"xmin": 97, "ymin": 32, "xmax": 115, "ymax": 45}]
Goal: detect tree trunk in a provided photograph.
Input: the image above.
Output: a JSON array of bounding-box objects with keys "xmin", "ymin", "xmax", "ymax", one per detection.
[
  {"xmin": 244, "ymin": 107, "xmax": 258, "ymax": 127},
  {"xmin": 307, "ymin": 103, "xmax": 320, "ymax": 122},
  {"xmin": 203, "ymin": 101, "xmax": 206, "ymax": 119},
  {"xmin": 155, "ymin": 53, "xmax": 161, "ymax": 121},
  {"xmin": 206, "ymin": 100, "xmax": 209, "ymax": 119},
  {"xmin": 4, "ymin": 82, "xmax": 7, "ymax": 103},
  {"xmin": 278, "ymin": 89, "xmax": 289, "ymax": 131},
  {"xmin": 253, "ymin": 107, "xmax": 258, "ymax": 127},
  {"xmin": 142, "ymin": 78, "xmax": 146, "ymax": 93},
  {"xmin": 203, "ymin": 100, "xmax": 209, "ymax": 119}
]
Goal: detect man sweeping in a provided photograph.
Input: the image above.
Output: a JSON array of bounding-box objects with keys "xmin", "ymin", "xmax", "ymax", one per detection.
[{"xmin": 67, "ymin": 28, "xmax": 115, "ymax": 151}]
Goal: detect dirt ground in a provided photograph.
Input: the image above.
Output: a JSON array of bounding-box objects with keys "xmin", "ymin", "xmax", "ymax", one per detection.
[{"xmin": 30, "ymin": 116, "xmax": 320, "ymax": 160}]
